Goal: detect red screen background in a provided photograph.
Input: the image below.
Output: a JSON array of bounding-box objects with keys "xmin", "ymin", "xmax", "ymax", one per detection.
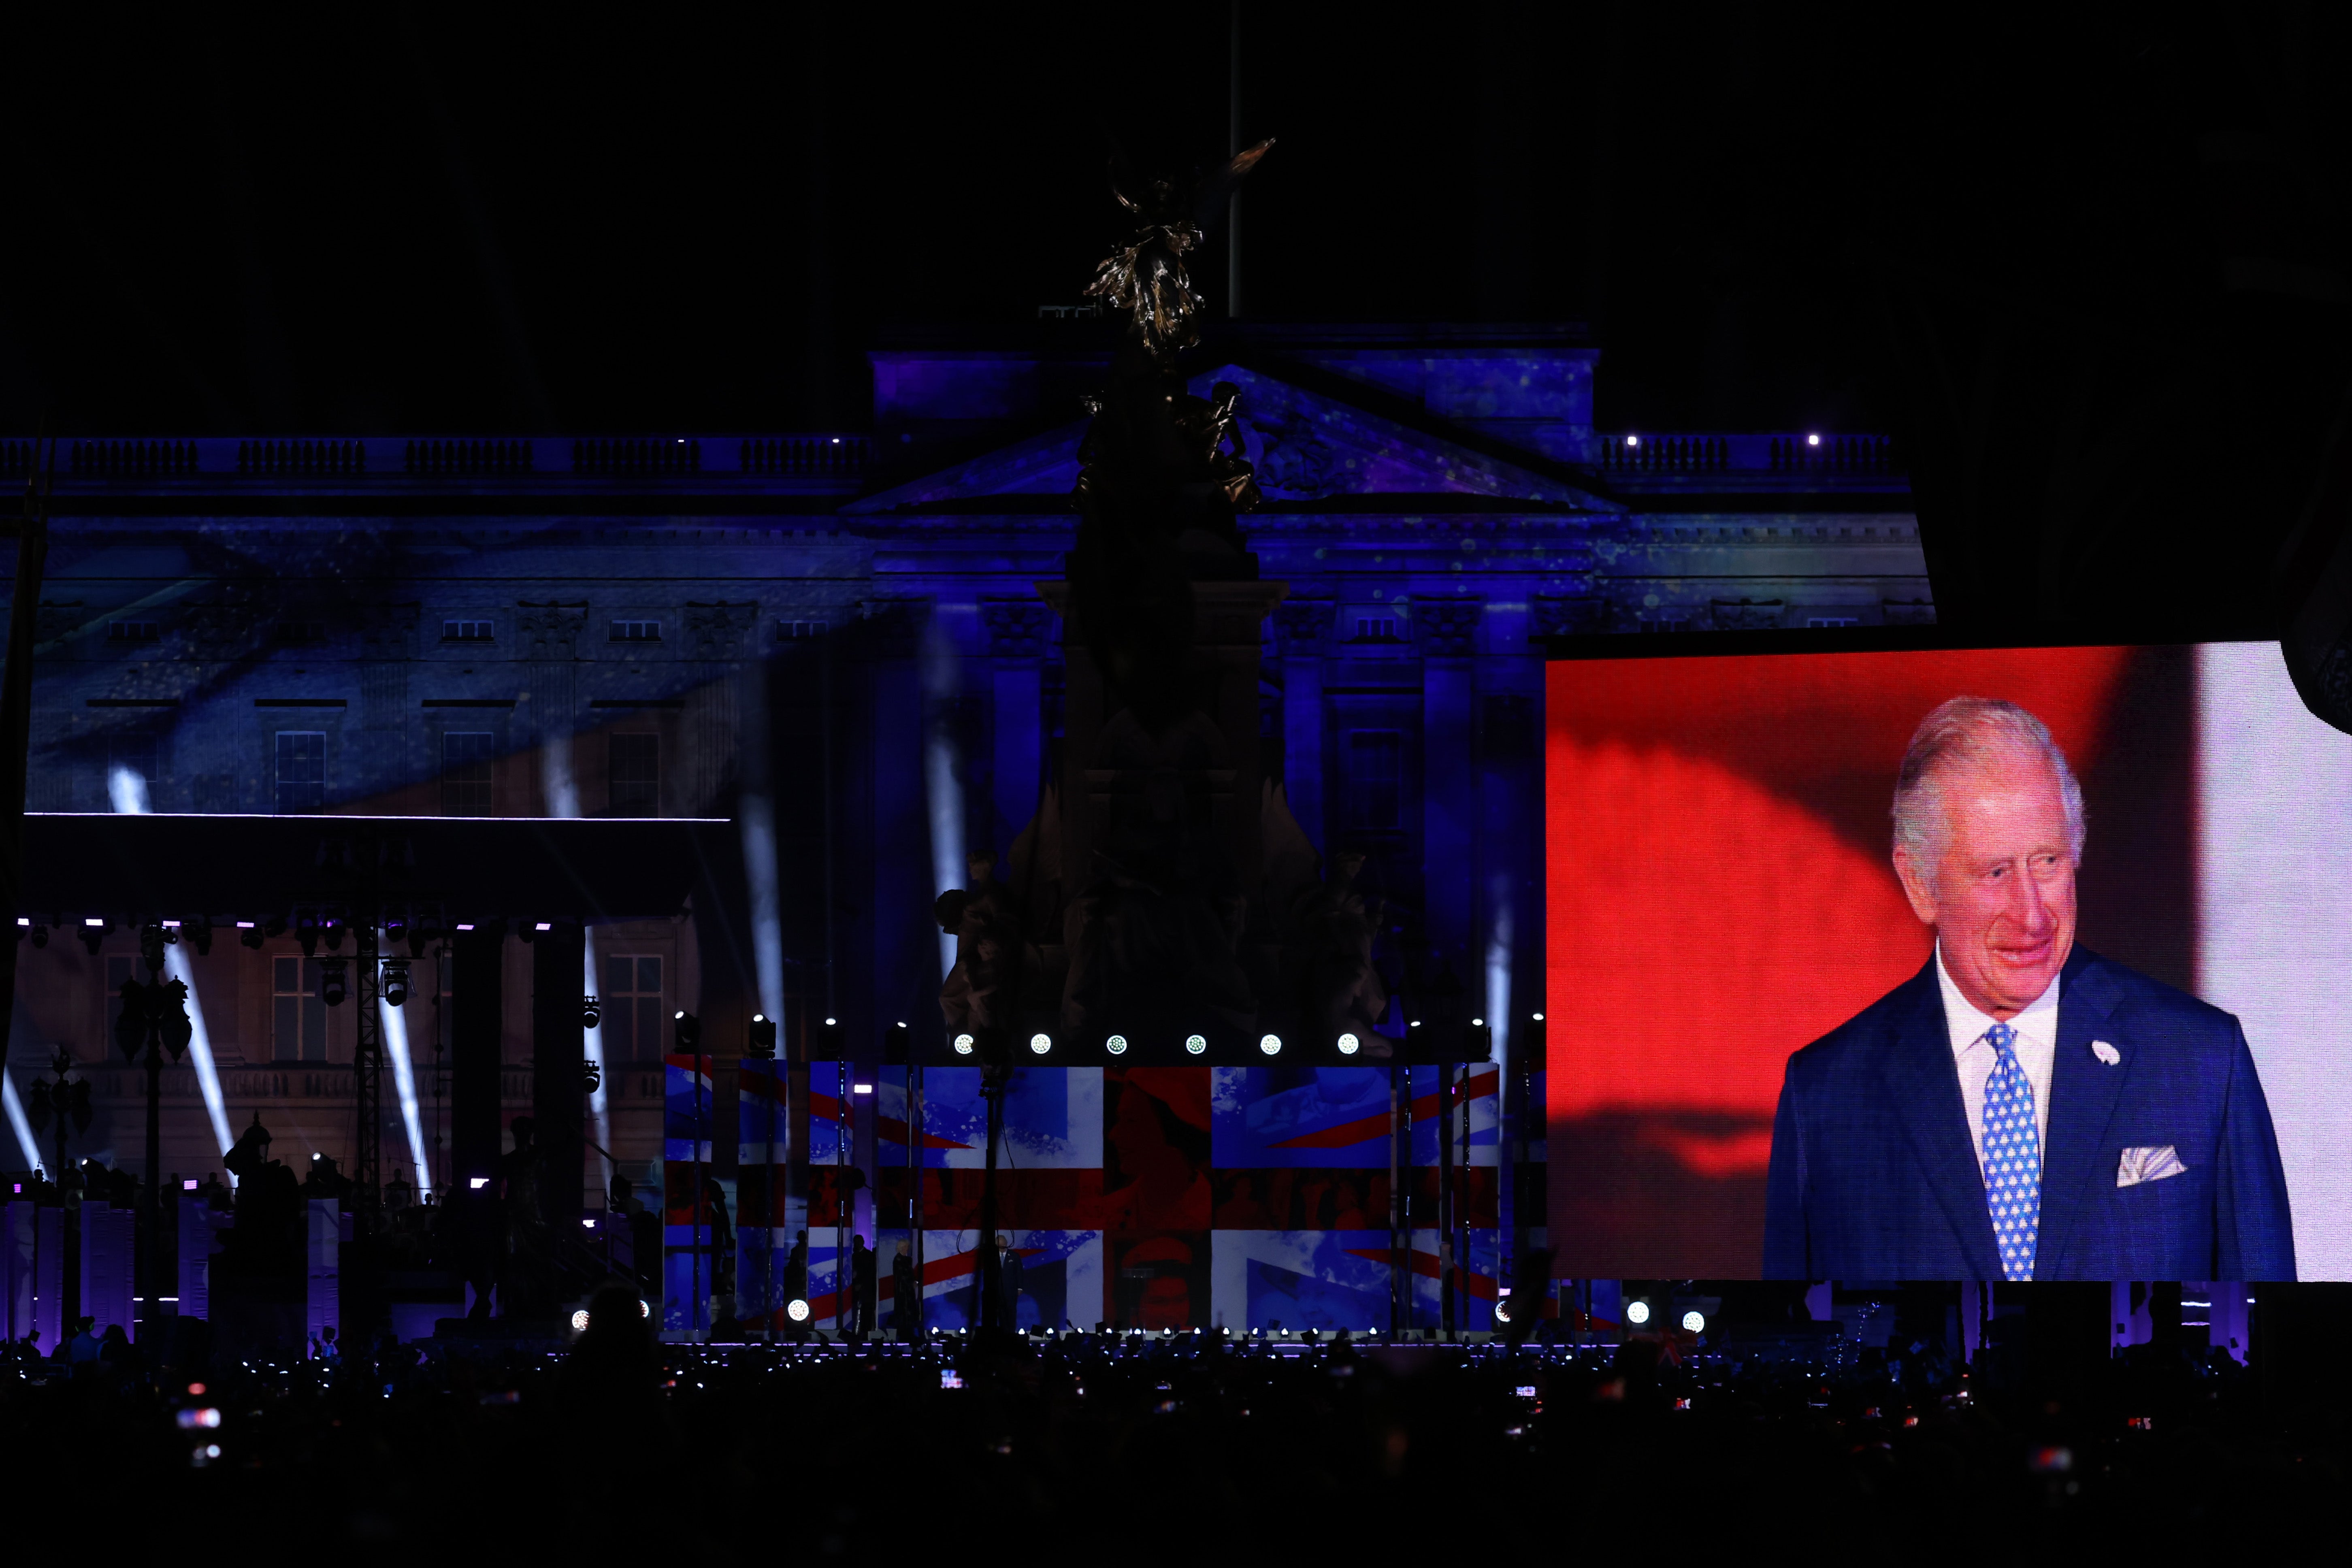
[{"xmin": 1542, "ymin": 645, "xmax": 2194, "ymax": 1276}]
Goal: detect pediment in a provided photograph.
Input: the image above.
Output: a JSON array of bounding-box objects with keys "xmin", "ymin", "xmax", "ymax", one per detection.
[{"xmin": 845, "ymin": 364, "xmax": 1614, "ymax": 514}]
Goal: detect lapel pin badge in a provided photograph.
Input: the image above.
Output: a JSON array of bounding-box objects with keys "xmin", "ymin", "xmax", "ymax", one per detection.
[{"xmin": 2092, "ymin": 1040, "xmax": 2121, "ymax": 1067}]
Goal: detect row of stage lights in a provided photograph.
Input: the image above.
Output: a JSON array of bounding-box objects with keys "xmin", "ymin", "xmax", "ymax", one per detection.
[
  {"xmin": 952, "ymin": 1030, "xmax": 1362, "ymax": 1059},
  {"xmin": 1621, "ymin": 1297, "xmax": 1709, "ymax": 1335},
  {"xmin": 950, "ymin": 1013, "xmax": 1542, "ymax": 1060}
]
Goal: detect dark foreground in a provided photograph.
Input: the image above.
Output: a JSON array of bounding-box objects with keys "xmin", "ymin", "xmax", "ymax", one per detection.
[{"xmin": 4, "ymin": 1317, "xmax": 2344, "ymax": 1557}]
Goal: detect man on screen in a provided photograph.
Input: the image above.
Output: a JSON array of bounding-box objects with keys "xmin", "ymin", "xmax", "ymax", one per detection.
[{"xmin": 1763, "ymin": 697, "xmax": 2295, "ymax": 1281}]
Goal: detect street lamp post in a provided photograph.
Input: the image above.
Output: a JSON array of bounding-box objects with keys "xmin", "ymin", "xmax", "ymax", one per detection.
[{"xmin": 115, "ymin": 933, "xmax": 194, "ymax": 1344}]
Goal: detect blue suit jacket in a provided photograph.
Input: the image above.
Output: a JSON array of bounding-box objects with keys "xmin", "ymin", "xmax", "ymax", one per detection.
[{"xmin": 1762, "ymin": 946, "xmax": 2295, "ymax": 1280}]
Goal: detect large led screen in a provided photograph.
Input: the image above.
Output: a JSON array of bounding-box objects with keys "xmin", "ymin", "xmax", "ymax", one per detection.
[{"xmin": 1545, "ymin": 640, "xmax": 2351, "ymax": 1281}]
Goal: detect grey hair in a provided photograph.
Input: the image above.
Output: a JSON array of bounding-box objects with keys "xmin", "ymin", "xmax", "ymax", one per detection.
[{"xmin": 1891, "ymin": 697, "xmax": 2086, "ymax": 877}]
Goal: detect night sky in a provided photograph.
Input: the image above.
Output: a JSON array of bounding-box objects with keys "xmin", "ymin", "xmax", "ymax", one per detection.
[{"xmin": 6, "ymin": 5, "xmax": 2351, "ymax": 635}]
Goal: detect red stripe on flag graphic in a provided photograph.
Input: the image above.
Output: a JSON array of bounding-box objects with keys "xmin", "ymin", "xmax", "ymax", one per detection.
[{"xmin": 1268, "ymin": 1072, "xmax": 1498, "ymax": 1149}]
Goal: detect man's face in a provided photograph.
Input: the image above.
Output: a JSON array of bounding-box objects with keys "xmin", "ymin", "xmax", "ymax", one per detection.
[{"xmin": 1893, "ymin": 749, "xmax": 2077, "ymax": 1018}]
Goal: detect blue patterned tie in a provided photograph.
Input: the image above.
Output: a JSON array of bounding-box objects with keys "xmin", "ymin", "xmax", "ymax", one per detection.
[{"xmin": 1981, "ymin": 1021, "xmax": 2041, "ymax": 1282}]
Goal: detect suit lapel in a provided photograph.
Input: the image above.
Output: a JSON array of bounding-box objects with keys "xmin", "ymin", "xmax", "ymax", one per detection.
[
  {"xmin": 1876, "ymin": 958, "xmax": 2005, "ymax": 1280},
  {"xmin": 2035, "ymin": 947, "xmax": 2129, "ymax": 1275}
]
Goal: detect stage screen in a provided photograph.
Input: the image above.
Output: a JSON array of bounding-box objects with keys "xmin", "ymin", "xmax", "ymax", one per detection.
[{"xmin": 1544, "ymin": 639, "xmax": 2352, "ymax": 1281}]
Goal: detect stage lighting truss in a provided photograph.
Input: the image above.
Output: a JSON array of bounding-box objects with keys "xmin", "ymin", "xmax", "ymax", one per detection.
[
  {"xmin": 1259, "ymin": 1033, "xmax": 1282, "ymax": 1057},
  {"xmin": 1029, "ymin": 1032, "xmax": 1052, "ymax": 1057},
  {"xmin": 953, "ymin": 1033, "xmax": 976, "ymax": 1056},
  {"xmin": 1104, "ymin": 1035, "xmax": 1128, "ymax": 1056},
  {"xmin": 1336, "ymin": 1032, "xmax": 1360, "ymax": 1056},
  {"xmin": 1184, "ymin": 1034, "xmax": 1207, "ymax": 1056}
]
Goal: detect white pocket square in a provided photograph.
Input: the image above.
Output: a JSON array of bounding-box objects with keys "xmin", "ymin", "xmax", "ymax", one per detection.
[
  {"xmin": 2092, "ymin": 1040, "xmax": 2121, "ymax": 1066},
  {"xmin": 2116, "ymin": 1145, "xmax": 2187, "ymax": 1188}
]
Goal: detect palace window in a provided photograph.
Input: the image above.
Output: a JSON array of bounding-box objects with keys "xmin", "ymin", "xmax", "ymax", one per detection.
[
  {"xmin": 610, "ymin": 620, "xmax": 662, "ymax": 643},
  {"xmin": 274, "ymin": 955, "xmax": 328, "ymax": 1063},
  {"xmin": 273, "ymin": 732, "xmax": 326, "ymax": 813},
  {"xmin": 1351, "ymin": 616, "xmax": 1400, "ymax": 643},
  {"xmin": 442, "ymin": 620, "xmax": 495, "ymax": 642},
  {"xmin": 1806, "ymin": 616, "xmax": 1861, "ymax": 628},
  {"xmin": 442, "ymin": 731, "xmax": 495, "ymax": 814},
  {"xmin": 600, "ymin": 954, "xmax": 664, "ymax": 1063},
  {"xmin": 610, "ymin": 734, "xmax": 659, "ymax": 813},
  {"xmin": 775, "ymin": 620, "xmax": 829, "ymax": 642}
]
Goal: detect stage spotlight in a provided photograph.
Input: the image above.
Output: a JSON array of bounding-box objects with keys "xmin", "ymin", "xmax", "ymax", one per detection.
[
  {"xmin": 187, "ymin": 915, "xmax": 214, "ymax": 957},
  {"xmin": 318, "ymin": 959, "xmax": 348, "ymax": 1008},
  {"xmin": 639, "ymin": 1300, "xmax": 649, "ymax": 1319},
  {"xmin": 673, "ymin": 1011, "xmax": 700, "ymax": 1051},
  {"xmin": 786, "ymin": 1298, "xmax": 811, "ymax": 1323},
  {"xmin": 1624, "ymin": 1298, "xmax": 1652, "ymax": 1327},
  {"xmin": 953, "ymin": 1033, "xmax": 976, "ymax": 1056},
  {"xmin": 884, "ymin": 1020, "xmax": 910, "ymax": 1065},
  {"xmin": 1681, "ymin": 1309, "xmax": 1706, "ymax": 1334},
  {"xmin": 1105, "ymin": 1035, "xmax": 1128, "ymax": 1056},
  {"xmin": 582, "ymin": 995, "xmax": 604, "ymax": 1031},
  {"xmin": 381, "ymin": 961, "xmax": 411, "ymax": 1008},
  {"xmin": 571, "ymin": 1309, "xmax": 590, "ymax": 1332},
  {"xmin": 1029, "ymin": 1032, "xmax": 1051, "ymax": 1056},
  {"xmin": 746, "ymin": 1012, "xmax": 775, "ymax": 1058},
  {"xmin": 1184, "ymin": 1034, "xmax": 1206, "ymax": 1056},
  {"xmin": 29, "ymin": 923, "xmax": 46, "ymax": 949},
  {"xmin": 469, "ymin": 1177, "xmax": 489, "ymax": 1190},
  {"xmin": 580, "ymin": 1057, "xmax": 601, "ymax": 1094},
  {"xmin": 237, "ymin": 922, "xmax": 262, "ymax": 950},
  {"xmin": 1336, "ymin": 1032, "xmax": 1360, "ymax": 1056},
  {"xmin": 1259, "ymin": 1034, "xmax": 1282, "ymax": 1057}
]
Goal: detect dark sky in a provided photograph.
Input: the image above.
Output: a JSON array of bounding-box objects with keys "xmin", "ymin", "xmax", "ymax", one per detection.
[{"xmin": 3, "ymin": 2, "xmax": 2348, "ymax": 468}]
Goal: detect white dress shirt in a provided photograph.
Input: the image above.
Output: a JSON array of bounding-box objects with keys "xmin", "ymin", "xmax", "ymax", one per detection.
[{"xmin": 1935, "ymin": 944, "xmax": 2059, "ymax": 1184}]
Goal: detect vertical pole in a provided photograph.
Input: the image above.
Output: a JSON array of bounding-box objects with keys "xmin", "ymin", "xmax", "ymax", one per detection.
[
  {"xmin": 976, "ymin": 1073, "xmax": 1004, "ymax": 1332},
  {"xmin": 355, "ymin": 926, "xmax": 383, "ymax": 1224},
  {"xmin": 1439, "ymin": 1061, "xmax": 1454, "ymax": 1342},
  {"xmin": 1389, "ymin": 1061, "xmax": 1407, "ymax": 1334},
  {"xmin": 836, "ymin": 1057, "xmax": 847, "ymax": 1333},
  {"xmin": 693, "ymin": 1046, "xmax": 706, "ymax": 1333},
  {"xmin": 910, "ymin": 1061, "xmax": 925, "ymax": 1337},
  {"xmin": 1458, "ymin": 1063, "xmax": 1472, "ymax": 1338},
  {"xmin": 142, "ymin": 1042, "xmax": 161, "ymax": 1343},
  {"xmin": 766, "ymin": 1006, "xmax": 778, "ymax": 1330}
]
